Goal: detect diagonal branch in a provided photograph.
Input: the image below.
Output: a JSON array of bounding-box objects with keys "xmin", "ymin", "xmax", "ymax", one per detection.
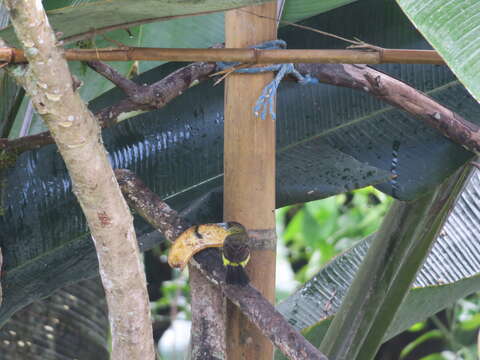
[
  {"xmin": 2, "ymin": 1, "xmax": 155, "ymax": 359},
  {"xmin": 115, "ymin": 169, "xmax": 327, "ymax": 360},
  {"xmin": 2, "ymin": 60, "xmax": 480, "ymax": 159},
  {"xmin": 0, "ymin": 60, "xmax": 216, "ymax": 154},
  {"xmin": 94, "ymin": 60, "xmax": 217, "ymax": 127},
  {"xmin": 87, "ymin": 60, "xmax": 141, "ymax": 97},
  {"xmin": 295, "ymin": 63, "xmax": 480, "ymax": 155}
]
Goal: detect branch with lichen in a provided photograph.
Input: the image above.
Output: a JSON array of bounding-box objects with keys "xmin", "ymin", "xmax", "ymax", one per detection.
[
  {"xmin": 115, "ymin": 169, "xmax": 328, "ymax": 360},
  {"xmin": 2, "ymin": 1, "xmax": 155, "ymax": 359},
  {"xmin": 114, "ymin": 168, "xmax": 226, "ymax": 358},
  {"xmin": 295, "ymin": 63, "xmax": 480, "ymax": 155},
  {"xmin": 0, "ymin": 60, "xmax": 216, "ymax": 154},
  {"xmin": 2, "ymin": 59, "xmax": 480, "ymax": 160}
]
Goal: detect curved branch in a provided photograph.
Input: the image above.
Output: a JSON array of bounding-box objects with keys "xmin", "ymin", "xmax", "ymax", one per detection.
[
  {"xmin": 0, "ymin": 60, "xmax": 216, "ymax": 153},
  {"xmin": 295, "ymin": 63, "xmax": 480, "ymax": 154},
  {"xmin": 115, "ymin": 169, "xmax": 327, "ymax": 360},
  {"xmin": 2, "ymin": 60, "xmax": 479, "ymax": 158}
]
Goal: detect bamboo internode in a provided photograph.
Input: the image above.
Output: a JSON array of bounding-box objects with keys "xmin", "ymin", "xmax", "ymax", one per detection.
[
  {"xmin": 0, "ymin": 46, "xmax": 445, "ymax": 64},
  {"xmin": 224, "ymin": 3, "xmax": 278, "ymax": 360}
]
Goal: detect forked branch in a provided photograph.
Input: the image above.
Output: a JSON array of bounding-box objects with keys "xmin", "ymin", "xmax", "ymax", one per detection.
[
  {"xmin": 2, "ymin": 59, "xmax": 479, "ymax": 159},
  {"xmin": 115, "ymin": 169, "xmax": 327, "ymax": 360}
]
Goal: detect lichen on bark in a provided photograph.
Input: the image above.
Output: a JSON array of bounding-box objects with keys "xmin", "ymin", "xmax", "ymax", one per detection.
[{"xmin": 2, "ymin": 1, "xmax": 155, "ymax": 359}]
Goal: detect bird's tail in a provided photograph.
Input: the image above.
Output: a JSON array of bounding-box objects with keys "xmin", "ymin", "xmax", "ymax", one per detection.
[{"xmin": 225, "ymin": 265, "xmax": 250, "ymax": 286}]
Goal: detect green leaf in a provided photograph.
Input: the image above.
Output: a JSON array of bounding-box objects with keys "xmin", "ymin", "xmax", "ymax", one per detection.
[
  {"xmin": 0, "ymin": 0, "xmax": 270, "ymax": 45},
  {"xmin": 400, "ymin": 329, "xmax": 443, "ymax": 359},
  {"xmin": 276, "ymin": 168, "xmax": 480, "ymax": 358},
  {"xmin": 318, "ymin": 166, "xmax": 468, "ymax": 359},
  {"xmin": 282, "ymin": 0, "xmax": 357, "ymax": 23},
  {"xmin": 1, "ymin": 0, "xmax": 355, "ymax": 46},
  {"xmin": 0, "ymin": 278, "xmax": 109, "ymax": 360},
  {"xmin": 0, "ymin": 71, "xmax": 23, "ymax": 137},
  {"xmin": 459, "ymin": 313, "xmax": 480, "ymax": 331},
  {"xmin": 301, "ymin": 206, "xmax": 323, "ymax": 248},
  {"xmin": 409, "ymin": 321, "xmax": 427, "ymax": 333},
  {"xmin": 395, "ymin": 0, "xmax": 480, "ymax": 103},
  {"xmin": 420, "ymin": 354, "xmax": 447, "ymax": 360},
  {"xmin": 1, "ymin": 0, "xmax": 480, "ymax": 327}
]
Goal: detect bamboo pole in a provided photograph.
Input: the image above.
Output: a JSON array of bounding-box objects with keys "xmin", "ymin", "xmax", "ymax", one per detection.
[
  {"xmin": 224, "ymin": 2, "xmax": 277, "ymax": 360},
  {"xmin": 0, "ymin": 47, "xmax": 445, "ymax": 64}
]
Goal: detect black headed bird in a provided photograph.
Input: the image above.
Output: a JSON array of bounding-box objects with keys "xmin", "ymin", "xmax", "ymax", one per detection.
[{"xmin": 222, "ymin": 223, "xmax": 250, "ymax": 286}]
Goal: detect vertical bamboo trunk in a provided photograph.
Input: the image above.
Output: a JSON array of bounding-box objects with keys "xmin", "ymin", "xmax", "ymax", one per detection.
[{"xmin": 224, "ymin": 3, "xmax": 277, "ymax": 359}]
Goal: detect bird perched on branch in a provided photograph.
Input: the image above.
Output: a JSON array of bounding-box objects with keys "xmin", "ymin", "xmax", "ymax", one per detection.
[
  {"xmin": 222, "ymin": 223, "xmax": 250, "ymax": 286},
  {"xmin": 168, "ymin": 222, "xmax": 250, "ymax": 285}
]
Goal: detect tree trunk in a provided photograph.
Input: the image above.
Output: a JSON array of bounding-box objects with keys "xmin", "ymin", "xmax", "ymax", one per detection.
[{"xmin": 3, "ymin": 1, "xmax": 155, "ymax": 358}]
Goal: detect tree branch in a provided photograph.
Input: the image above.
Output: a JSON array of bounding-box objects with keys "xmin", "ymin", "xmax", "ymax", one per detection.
[
  {"xmin": 115, "ymin": 169, "xmax": 327, "ymax": 360},
  {"xmin": 3, "ymin": 60, "xmax": 480, "ymax": 159},
  {"xmin": 295, "ymin": 63, "xmax": 480, "ymax": 155},
  {"xmin": 114, "ymin": 169, "xmax": 226, "ymax": 359},
  {"xmin": 0, "ymin": 60, "xmax": 216, "ymax": 155},
  {"xmin": 87, "ymin": 60, "xmax": 141, "ymax": 97},
  {"xmin": 94, "ymin": 60, "xmax": 217, "ymax": 127},
  {"xmin": 2, "ymin": 1, "xmax": 155, "ymax": 359}
]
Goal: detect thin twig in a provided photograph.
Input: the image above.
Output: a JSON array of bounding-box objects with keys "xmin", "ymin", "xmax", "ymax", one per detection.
[
  {"xmin": 238, "ymin": 8, "xmax": 361, "ymax": 46},
  {"xmin": 115, "ymin": 169, "xmax": 327, "ymax": 360},
  {"xmin": 87, "ymin": 61, "xmax": 140, "ymax": 97},
  {"xmin": 2, "ymin": 60, "xmax": 478, "ymax": 159}
]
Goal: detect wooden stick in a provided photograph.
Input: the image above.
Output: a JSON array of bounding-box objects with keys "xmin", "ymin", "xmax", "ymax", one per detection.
[
  {"xmin": 224, "ymin": 3, "xmax": 278, "ymax": 360},
  {"xmin": 0, "ymin": 47, "xmax": 445, "ymax": 64}
]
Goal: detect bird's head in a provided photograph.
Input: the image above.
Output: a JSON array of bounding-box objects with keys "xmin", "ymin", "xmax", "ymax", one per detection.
[{"xmin": 225, "ymin": 221, "xmax": 247, "ymax": 236}]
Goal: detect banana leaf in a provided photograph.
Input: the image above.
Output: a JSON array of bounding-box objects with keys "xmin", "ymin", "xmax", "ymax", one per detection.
[
  {"xmin": 395, "ymin": 0, "xmax": 480, "ymax": 104},
  {"xmin": 1, "ymin": 0, "xmax": 480, "ymax": 326},
  {"xmin": 0, "ymin": 0, "xmax": 271, "ymax": 45},
  {"xmin": 0, "ymin": 278, "xmax": 109, "ymax": 360},
  {"xmin": 276, "ymin": 168, "xmax": 480, "ymax": 358},
  {"xmin": 1, "ymin": 0, "xmax": 358, "ymax": 138}
]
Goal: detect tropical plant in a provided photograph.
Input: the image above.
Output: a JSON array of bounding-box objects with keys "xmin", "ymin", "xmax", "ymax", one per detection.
[{"xmin": 0, "ymin": 0, "xmax": 479, "ymax": 359}]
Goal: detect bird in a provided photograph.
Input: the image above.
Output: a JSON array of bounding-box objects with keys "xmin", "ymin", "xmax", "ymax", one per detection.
[
  {"xmin": 222, "ymin": 223, "xmax": 250, "ymax": 286},
  {"xmin": 168, "ymin": 221, "xmax": 250, "ymax": 285}
]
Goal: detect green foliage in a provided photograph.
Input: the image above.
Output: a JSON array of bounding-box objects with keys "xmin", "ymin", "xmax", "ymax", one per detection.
[
  {"xmin": 395, "ymin": 0, "xmax": 480, "ymax": 103},
  {"xmin": 153, "ymin": 272, "xmax": 191, "ymax": 319},
  {"xmin": 400, "ymin": 330, "xmax": 443, "ymax": 359},
  {"xmin": 399, "ymin": 293, "xmax": 480, "ymax": 359},
  {"xmin": 276, "ymin": 182, "xmax": 479, "ymax": 359},
  {"xmin": 278, "ymin": 187, "xmax": 392, "ymax": 282}
]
